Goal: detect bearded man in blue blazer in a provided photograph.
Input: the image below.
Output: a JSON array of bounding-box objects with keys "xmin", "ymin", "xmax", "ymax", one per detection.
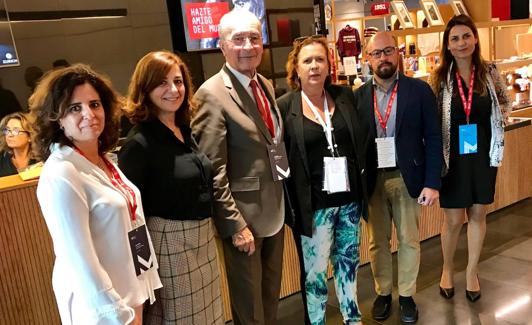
[{"xmin": 354, "ymin": 32, "xmax": 443, "ymax": 323}]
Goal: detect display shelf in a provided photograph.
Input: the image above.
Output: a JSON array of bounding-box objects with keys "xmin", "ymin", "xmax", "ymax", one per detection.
[{"xmin": 495, "ymin": 57, "xmax": 532, "ymax": 70}]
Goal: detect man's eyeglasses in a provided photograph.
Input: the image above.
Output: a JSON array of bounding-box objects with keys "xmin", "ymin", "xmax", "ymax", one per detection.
[
  {"xmin": 2, "ymin": 127, "xmax": 29, "ymax": 136},
  {"xmin": 228, "ymin": 34, "xmax": 262, "ymax": 47},
  {"xmin": 367, "ymin": 46, "xmax": 397, "ymax": 59}
]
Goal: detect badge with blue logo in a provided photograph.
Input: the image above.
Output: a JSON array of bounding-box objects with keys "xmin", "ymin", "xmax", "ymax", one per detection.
[{"xmin": 459, "ymin": 124, "xmax": 477, "ymax": 155}]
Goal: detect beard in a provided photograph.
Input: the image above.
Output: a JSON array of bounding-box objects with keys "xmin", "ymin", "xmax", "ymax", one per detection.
[{"xmin": 374, "ymin": 62, "xmax": 397, "ymax": 79}]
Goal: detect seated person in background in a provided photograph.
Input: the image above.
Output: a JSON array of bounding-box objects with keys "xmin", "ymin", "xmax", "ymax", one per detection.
[{"xmin": 0, "ymin": 112, "xmax": 37, "ymax": 177}]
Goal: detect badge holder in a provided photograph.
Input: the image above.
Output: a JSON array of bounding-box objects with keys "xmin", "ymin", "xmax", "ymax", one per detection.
[{"xmin": 128, "ymin": 224, "xmax": 154, "ymax": 276}]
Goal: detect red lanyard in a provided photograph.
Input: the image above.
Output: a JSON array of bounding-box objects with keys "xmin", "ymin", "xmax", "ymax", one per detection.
[
  {"xmin": 455, "ymin": 66, "xmax": 475, "ymax": 124},
  {"xmin": 373, "ymin": 82, "xmax": 398, "ymax": 135},
  {"xmin": 74, "ymin": 147, "xmax": 137, "ymax": 222}
]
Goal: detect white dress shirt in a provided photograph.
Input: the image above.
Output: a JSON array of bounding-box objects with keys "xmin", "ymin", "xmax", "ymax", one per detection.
[{"xmin": 37, "ymin": 144, "xmax": 162, "ymax": 325}]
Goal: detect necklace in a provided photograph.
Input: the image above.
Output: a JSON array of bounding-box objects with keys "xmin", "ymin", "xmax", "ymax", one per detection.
[{"xmin": 96, "ymin": 156, "xmax": 107, "ymax": 171}]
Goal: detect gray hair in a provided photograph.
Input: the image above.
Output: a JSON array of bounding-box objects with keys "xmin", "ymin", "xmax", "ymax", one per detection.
[{"xmin": 218, "ymin": 10, "xmax": 262, "ymax": 41}]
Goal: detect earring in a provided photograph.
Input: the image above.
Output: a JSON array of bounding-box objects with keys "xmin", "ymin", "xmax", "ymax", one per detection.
[{"xmin": 60, "ymin": 125, "xmax": 64, "ymax": 130}]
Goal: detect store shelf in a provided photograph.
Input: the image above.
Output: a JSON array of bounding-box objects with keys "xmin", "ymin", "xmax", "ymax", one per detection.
[{"xmin": 495, "ymin": 57, "xmax": 532, "ymax": 70}]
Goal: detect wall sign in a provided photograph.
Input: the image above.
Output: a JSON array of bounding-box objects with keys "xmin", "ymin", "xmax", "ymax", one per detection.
[
  {"xmin": 371, "ymin": 2, "xmax": 391, "ymax": 16},
  {"xmin": 184, "ymin": 2, "xmax": 229, "ymax": 40}
]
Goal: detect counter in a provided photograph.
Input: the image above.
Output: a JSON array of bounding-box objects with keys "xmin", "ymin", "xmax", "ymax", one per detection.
[{"xmin": 1, "ymin": 121, "xmax": 530, "ymax": 323}]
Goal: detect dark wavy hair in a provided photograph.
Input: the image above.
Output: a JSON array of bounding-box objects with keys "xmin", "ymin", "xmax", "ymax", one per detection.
[
  {"xmin": 124, "ymin": 50, "xmax": 196, "ymax": 126},
  {"xmin": 0, "ymin": 112, "xmax": 34, "ymax": 154},
  {"xmin": 286, "ymin": 36, "xmax": 331, "ymax": 91},
  {"xmin": 28, "ymin": 64, "xmax": 122, "ymax": 160},
  {"xmin": 432, "ymin": 14, "xmax": 488, "ymax": 97}
]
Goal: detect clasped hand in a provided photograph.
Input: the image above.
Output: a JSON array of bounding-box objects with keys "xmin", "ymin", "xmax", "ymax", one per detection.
[{"xmin": 232, "ymin": 226, "xmax": 255, "ymax": 256}]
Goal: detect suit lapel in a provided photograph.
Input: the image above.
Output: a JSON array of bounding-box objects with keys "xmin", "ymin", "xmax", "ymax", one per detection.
[
  {"xmin": 289, "ymin": 91, "xmax": 310, "ymax": 177},
  {"xmin": 332, "ymin": 86, "xmax": 355, "ymax": 146},
  {"xmin": 258, "ymin": 75, "xmax": 283, "ymax": 138},
  {"xmin": 395, "ymin": 74, "xmax": 409, "ymax": 135},
  {"xmin": 365, "ymin": 82, "xmax": 377, "ymax": 139},
  {"xmin": 222, "ymin": 65, "xmax": 273, "ymax": 143}
]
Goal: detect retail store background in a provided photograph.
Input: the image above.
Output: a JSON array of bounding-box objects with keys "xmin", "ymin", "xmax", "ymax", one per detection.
[{"xmin": 0, "ymin": 0, "xmax": 531, "ymax": 324}]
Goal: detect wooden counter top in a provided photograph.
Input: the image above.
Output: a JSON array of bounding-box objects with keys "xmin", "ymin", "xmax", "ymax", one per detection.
[{"xmin": 0, "ymin": 174, "xmax": 38, "ymax": 193}]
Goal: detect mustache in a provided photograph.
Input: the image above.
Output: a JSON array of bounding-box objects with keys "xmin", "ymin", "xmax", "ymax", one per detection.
[{"xmin": 378, "ymin": 62, "xmax": 393, "ymax": 69}]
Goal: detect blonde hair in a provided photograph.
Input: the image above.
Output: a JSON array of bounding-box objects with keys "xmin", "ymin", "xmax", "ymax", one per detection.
[{"xmin": 0, "ymin": 112, "xmax": 34, "ymax": 154}]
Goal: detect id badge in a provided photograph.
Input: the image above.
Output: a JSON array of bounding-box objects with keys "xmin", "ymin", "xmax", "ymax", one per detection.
[
  {"xmin": 323, "ymin": 157, "xmax": 350, "ymax": 193},
  {"xmin": 267, "ymin": 142, "xmax": 291, "ymax": 181},
  {"xmin": 128, "ymin": 224, "xmax": 154, "ymax": 276},
  {"xmin": 375, "ymin": 137, "xmax": 396, "ymax": 168},
  {"xmin": 459, "ymin": 124, "xmax": 478, "ymax": 155}
]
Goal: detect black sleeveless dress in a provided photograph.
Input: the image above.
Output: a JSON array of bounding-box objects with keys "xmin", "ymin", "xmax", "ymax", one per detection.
[{"xmin": 439, "ymin": 75, "xmax": 497, "ymax": 208}]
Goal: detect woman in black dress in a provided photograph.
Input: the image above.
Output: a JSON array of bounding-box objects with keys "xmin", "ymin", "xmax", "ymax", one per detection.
[
  {"xmin": 119, "ymin": 51, "xmax": 223, "ymax": 324},
  {"xmin": 431, "ymin": 15, "xmax": 510, "ymax": 302}
]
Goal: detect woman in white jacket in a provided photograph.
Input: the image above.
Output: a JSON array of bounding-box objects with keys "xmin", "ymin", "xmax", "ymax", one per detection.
[{"xmin": 29, "ymin": 64, "xmax": 162, "ymax": 324}]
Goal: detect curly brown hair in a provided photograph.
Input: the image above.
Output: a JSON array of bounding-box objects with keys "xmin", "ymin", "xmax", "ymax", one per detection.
[
  {"xmin": 0, "ymin": 112, "xmax": 34, "ymax": 154},
  {"xmin": 28, "ymin": 64, "xmax": 122, "ymax": 160},
  {"xmin": 286, "ymin": 36, "xmax": 331, "ymax": 91},
  {"xmin": 124, "ymin": 50, "xmax": 196, "ymax": 126},
  {"xmin": 431, "ymin": 14, "xmax": 488, "ymax": 97}
]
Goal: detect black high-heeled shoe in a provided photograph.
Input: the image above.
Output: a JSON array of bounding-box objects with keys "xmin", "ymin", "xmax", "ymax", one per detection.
[
  {"xmin": 439, "ymin": 286, "xmax": 455, "ymax": 299},
  {"xmin": 466, "ymin": 275, "xmax": 481, "ymax": 302},
  {"xmin": 466, "ymin": 289, "xmax": 481, "ymax": 302}
]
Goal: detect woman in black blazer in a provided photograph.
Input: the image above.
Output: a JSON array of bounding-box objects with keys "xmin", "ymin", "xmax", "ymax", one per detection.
[{"xmin": 277, "ymin": 36, "xmax": 367, "ymax": 325}]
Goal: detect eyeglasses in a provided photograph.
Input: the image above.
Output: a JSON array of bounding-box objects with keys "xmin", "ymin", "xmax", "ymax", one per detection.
[
  {"xmin": 367, "ymin": 46, "xmax": 397, "ymax": 59},
  {"xmin": 227, "ymin": 34, "xmax": 262, "ymax": 47},
  {"xmin": 2, "ymin": 127, "xmax": 29, "ymax": 136}
]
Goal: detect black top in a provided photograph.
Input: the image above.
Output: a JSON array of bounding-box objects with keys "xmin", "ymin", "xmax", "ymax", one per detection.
[
  {"xmin": 440, "ymin": 74, "xmax": 496, "ymax": 208},
  {"xmin": 449, "ymin": 75, "xmax": 492, "ymax": 159},
  {"xmin": 118, "ymin": 119, "xmax": 214, "ymax": 220},
  {"xmin": 303, "ymin": 109, "xmax": 359, "ymax": 210},
  {"xmin": 0, "ymin": 151, "xmax": 18, "ymax": 177},
  {"xmin": 0, "ymin": 151, "xmax": 37, "ymax": 177}
]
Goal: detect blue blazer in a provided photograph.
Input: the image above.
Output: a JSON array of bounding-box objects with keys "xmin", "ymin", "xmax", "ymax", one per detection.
[{"xmin": 354, "ymin": 73, "xmax": 443, "ymax": 198}]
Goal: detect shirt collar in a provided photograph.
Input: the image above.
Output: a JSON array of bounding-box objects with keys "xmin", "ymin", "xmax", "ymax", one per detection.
[
  {"xmin": 372, "ymin": 71, "xmax": 399, "ymax": 93},
  {"xmin": 225, "ymin": 63, "xmax": 258, "ymax": 88}
]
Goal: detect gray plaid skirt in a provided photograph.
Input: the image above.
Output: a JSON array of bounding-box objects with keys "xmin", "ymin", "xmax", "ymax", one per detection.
[{"xmin": 144, "ymin": 217, "xmax": 224, "ymax": 325}]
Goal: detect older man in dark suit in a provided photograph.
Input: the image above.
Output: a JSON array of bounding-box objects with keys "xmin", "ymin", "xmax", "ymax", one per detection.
[
  {"xmin": 354, "ymin": 32, "xmax": 442, "ymax": 323},
  {"xmin": 191, "ymin": 10, "xmax": 286, "ymax": 325}
]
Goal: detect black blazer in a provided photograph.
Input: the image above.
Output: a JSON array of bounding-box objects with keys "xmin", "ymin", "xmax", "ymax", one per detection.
[
  {"xmin": 354, "ymin": 74, "xmax": 443, "ymax": 198},
  {"xmin": 277, "ymin": 84, "xmax": 369, "ymax": 237}
]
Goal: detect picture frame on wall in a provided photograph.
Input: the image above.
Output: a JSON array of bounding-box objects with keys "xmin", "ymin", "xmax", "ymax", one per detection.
[
  {"xmin": 419, "ymin": 0, "xmax": 444, "ymax": 26},
  {"xmin": 450, "ymin": 0, "xmax": 469, "ymax": 16},
  {"xmin": 390, "ymin": 1, "xmax": 415, "ymax": 29}
]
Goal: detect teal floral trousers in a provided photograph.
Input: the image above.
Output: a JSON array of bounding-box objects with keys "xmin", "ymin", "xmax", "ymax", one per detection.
[{"xmin": 301, "ymin": 202, "xmax": 362, "ymax": 325}]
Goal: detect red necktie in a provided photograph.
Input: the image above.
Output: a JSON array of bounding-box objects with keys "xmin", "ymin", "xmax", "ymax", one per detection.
[{"xmin": 250, "ymin": 79, "xmax": 275, "ymax": 137}]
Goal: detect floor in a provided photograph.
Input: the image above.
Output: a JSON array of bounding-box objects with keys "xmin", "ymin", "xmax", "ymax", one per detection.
[{"xmin": 270, "ymin": 198, "xmax": 532, "ymax": 325}]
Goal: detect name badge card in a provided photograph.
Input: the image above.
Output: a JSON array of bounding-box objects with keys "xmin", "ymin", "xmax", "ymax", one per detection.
[
  {"xmin": 322, "ymin": 157, "xmax": 350, "ymax": 193},
  {"xmin": 128, "ymin": 225, "xmax": 154, "ymax": 276},
  {"xmin": 459, "ymin": 124, "xmax": 478, "ymax": 155},
  {"xmin": 375, "ymin": 137, "xmax": 396, "ymax": 168},
  {"xmin": 267, "ymin": 142, "xmax": 291, "ymax": 181}
]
